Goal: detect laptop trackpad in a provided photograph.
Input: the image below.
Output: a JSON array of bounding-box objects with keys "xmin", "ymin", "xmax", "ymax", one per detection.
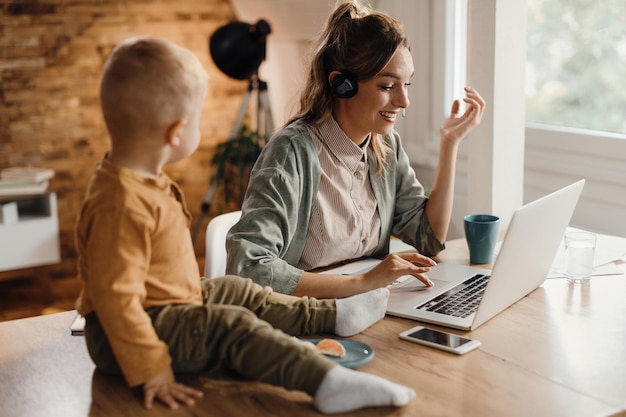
[{"xmin": 387, "ymin": 276, "xmax": 452, "ymax": 292}]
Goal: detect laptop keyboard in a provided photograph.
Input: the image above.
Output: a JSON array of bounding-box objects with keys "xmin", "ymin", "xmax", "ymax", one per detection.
[{"xmin": 416, "ymin": 273, "xmax": 490, "ymax": 318}]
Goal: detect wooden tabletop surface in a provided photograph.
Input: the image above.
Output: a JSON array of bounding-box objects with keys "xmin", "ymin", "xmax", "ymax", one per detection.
[{"xmin": 1, "ymin": 238, "xmax": 625, "ymax": 417}]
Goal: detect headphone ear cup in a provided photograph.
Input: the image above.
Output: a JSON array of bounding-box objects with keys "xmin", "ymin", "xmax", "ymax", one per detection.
[{"xmin": 331, "ymin": 71, "xmax": 358, "ymax": 99}]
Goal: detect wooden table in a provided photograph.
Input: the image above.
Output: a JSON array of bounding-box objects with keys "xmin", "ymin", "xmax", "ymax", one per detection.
[{"xmin": 2, "ymin": 238, "xmax": 625, "ymax": 417}]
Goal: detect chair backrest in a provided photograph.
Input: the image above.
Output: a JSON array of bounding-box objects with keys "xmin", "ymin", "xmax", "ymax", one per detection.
[{"xmin": 204, "ymin": 210, "xmax": 242, "ymax": 278}]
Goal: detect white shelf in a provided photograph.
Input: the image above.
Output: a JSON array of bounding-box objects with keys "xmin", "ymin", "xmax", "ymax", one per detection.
[{"xmin": 0, "ymin": 193, "xmax": 60, "ymax": 272}]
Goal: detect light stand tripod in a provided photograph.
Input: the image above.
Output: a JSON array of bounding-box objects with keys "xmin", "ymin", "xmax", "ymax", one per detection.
[{"xmin": 191, "ymin": 75, "xmax": 274, "ymax": 242}]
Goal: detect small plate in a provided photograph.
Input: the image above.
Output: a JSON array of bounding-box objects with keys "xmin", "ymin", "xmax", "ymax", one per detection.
[{"xmin": 301, "ymin": 338, "xmax": 375, "ymax": 368}]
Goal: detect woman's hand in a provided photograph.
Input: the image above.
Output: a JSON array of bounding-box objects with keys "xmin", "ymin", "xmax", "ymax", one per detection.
[
  {"xmin": 440, "ymin": 86, "xmax": 486, "ymax": 146},
  {"xmin": 295, "ymin": 252, "xmax": 438, "ymax": 298},
  {"xmin": 143, "ymin": 366, "xmax": 204, "ymax": 410},
  {"xmin": 361, "ymin": 252, "xmax": 437, "ymax": 289}
]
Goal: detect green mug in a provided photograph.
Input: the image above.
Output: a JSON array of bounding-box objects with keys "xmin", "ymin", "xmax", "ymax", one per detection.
[{"xmin": 464, "ymin": 214, "xmax": 500, "ymax": 264}]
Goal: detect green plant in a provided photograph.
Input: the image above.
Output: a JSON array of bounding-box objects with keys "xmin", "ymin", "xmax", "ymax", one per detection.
[{"xmin": 211, "ymin": 126, "xmax": 265, "ymax": 208}]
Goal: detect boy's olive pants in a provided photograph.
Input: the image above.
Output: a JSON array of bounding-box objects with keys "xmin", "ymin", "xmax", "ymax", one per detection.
[{"xmin": 85, "ymin": 275, "xmax": 337, "ymax": 396}]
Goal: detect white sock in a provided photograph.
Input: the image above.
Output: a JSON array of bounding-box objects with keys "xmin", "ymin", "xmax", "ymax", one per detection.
[
  {"xmin": 314, "ymin": 365, "xmax": 415, "ymax": 414},
  {"xmin": 335, "ymin": 288, "xmax": 389, "ymax": 336}
]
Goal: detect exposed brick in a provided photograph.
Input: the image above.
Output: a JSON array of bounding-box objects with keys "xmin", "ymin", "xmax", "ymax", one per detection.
[{"xmin": 1, "ymin": 0, "xmax": 247, "ymax": 280}]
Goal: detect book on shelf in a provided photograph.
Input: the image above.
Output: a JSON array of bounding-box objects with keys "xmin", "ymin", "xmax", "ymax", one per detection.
[
  {"xmin": 1, "ymin": 167, "xmax": 55, "ymax": 183},
  {"xmin": 0, "ymin": 179, "xmax": 49, "ymax": 196},
  {"xmin": 0, "ymin": 166, "xmax": 54, "ymax": 196}
]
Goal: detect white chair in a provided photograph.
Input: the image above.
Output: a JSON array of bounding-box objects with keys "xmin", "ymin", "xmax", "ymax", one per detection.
[{"xmin": 204, "ymin": 210, "xmax": 242, "ymax": 278}]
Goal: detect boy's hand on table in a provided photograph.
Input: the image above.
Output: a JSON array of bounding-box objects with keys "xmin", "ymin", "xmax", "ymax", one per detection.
[{"xmin": 143, "ymin": 366, "xmax": 204, "ymax": 410}]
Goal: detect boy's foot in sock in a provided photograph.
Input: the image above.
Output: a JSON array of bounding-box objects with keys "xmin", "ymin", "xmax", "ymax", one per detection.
[
  {"xmin": 335, "ymin": 288, "xmax": 389, "ymax": 336},
  {"xmin": 314, "ymin": 365, "xmax": 415, "ymax": 414}
]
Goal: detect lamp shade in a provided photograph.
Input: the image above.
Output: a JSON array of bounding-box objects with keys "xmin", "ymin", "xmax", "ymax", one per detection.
[{"xmin": 209, "ymin": 19, "xmax": 271, "ymax": 80}]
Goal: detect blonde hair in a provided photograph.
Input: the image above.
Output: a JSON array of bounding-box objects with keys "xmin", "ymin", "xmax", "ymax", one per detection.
[
  {"xmin": 100, "ymin": 36, "xmax": 208, "ymax": 141},
  {"xmin": 289, "ymin": 0, "xmax": 409, "ymax": 174}
]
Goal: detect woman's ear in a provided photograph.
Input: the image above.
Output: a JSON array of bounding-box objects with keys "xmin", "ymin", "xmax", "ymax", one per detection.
[
  {"xmin": 329, "ymin": 70, "xmax": 358, "ymax": 99},
  {"xmin": 165, "ymin": 119, "xmax": 186, "ymax": 147},
  {"xmin": 328, "ymin": 70, "xmax": 342, "ymax": 88}
]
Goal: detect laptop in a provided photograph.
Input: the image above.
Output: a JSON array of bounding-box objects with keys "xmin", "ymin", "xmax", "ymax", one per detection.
[{"xmin": 383, "ymin": 180, "xmax": 585, "ymax": 331}]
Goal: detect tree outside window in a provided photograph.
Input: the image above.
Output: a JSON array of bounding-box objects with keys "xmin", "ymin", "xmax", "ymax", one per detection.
[{"xmin": 526, "ymin": 0, "xmax": 626, "ymax": 135}]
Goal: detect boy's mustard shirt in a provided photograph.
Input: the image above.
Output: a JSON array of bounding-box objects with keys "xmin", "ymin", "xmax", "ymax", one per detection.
[{"xmin": 75, "ymin": 158, "xmax": 203, "ymax": 386}]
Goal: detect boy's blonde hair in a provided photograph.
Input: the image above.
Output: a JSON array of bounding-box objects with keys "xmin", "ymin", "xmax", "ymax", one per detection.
[{"xmin": 100, "ymin": 36, "xmax": 208, "ymax": 141}]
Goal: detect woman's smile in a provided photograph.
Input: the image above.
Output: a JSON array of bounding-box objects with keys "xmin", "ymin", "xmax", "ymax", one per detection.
[{"xmin": 379, "ymin": 111, "xmax": 399, "ymax": 123}]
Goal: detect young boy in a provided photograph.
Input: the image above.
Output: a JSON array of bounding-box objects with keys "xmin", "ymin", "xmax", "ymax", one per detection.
[{"xmin": 75, "ymin": 36, "xmax": 415, "ymax": 414}]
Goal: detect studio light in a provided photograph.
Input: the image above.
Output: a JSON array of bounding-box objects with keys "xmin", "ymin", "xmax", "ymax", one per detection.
[
  {"xmin": 192, "ymin": 19, "xmax": 274, "ymax": 242},
  {"xmin": 209, "ymin": 19, "xmax": 271, "ymax": 80}
]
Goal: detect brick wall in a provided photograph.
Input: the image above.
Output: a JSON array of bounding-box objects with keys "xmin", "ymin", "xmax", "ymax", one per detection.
[{"xmin": 1, "ymin": 0, "xmax": 247, "ymax": 279}]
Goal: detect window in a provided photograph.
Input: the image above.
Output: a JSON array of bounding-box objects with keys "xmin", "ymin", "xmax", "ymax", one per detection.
[
  {"xmin": 526, "ymin": 0, "xmax": 626, "ymax": 135},
  {"xmin": 393, "ymin": 0, "xmax": 626, "ymax": 237},
  {"xmin": 525, "ymin": 0, "xmax": 626, "ymax": 237}
]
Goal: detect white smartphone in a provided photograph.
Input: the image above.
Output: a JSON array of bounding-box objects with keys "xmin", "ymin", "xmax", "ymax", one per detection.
[{"xmin": 399, "ymin": 325, "xmax": 481, "ymax": 355}]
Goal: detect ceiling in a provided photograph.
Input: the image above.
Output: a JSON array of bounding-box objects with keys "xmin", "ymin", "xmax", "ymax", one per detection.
[{"xmin": 230, "ymin": 0, "xmax": 335, "ymax": 41}]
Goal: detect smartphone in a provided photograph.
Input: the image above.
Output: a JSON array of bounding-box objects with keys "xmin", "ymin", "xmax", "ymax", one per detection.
[{"xmin": 399, "ymin": 325, "xmax": 481, "ymax": 355}]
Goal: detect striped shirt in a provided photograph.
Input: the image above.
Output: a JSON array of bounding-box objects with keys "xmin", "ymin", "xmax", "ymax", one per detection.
[{"xmin": 296, "ymin": 116, "xmax": 381, "ymax": 270}]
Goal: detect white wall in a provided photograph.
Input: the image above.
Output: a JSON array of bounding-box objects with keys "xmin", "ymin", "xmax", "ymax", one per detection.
[
  {"xmin": 229, "ymin": 0, "xmax": 332, "ymax": 127},
  {"xmin": 525, "ymin": 125, "xmax": 626, "ymax": 237}
]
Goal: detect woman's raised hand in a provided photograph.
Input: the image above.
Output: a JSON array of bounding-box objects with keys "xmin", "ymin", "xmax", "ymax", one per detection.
[{"xmin": 439, "ymin": 86, "xmax": 486, "ymax": 146}]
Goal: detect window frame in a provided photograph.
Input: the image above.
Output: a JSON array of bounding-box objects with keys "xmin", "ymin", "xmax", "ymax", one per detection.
[{"xmin": 438, "ymin": 0, "xmax": 626, "ymax": 237}]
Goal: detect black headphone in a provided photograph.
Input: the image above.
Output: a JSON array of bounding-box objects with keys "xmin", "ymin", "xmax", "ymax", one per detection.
[{"xmin": 331, "ymin": 70, "xmax": 358, "ymax": 99}]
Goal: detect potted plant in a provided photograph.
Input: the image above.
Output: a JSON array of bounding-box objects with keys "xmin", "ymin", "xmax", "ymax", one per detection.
[{"xmin": 211, "ymin": 125, "xmax": 265, "ymax": 211}]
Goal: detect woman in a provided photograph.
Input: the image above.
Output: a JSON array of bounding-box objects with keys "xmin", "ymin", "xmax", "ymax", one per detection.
[{"xmin": 226, "ymin": 0, "xmax": 485, "ymax": 298}]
